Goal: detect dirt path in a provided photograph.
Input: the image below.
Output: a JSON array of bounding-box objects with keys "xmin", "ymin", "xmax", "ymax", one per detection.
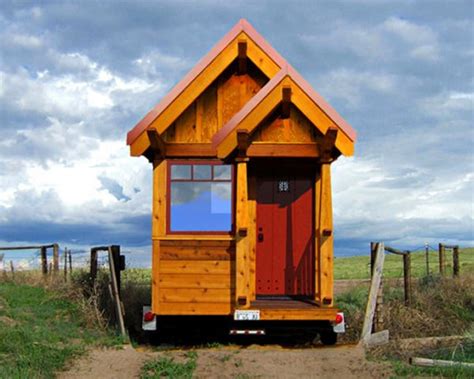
[{"xmin": 58, "ymin": 344, "xmax": 392, "ymax": 379}]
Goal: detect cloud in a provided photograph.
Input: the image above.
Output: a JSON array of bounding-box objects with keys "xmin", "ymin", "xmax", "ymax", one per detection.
[
  {"xmin": 383, "ymin": 16, "xmax": 440, "ymax": 61},
  {"xmin": 98, "ymin": 175, "xmax": 131, "ymax": 202},
  {"xmin": 315, "ymin": 68, "xmax": 397, "ymax": 107},
  {"xmin": 0, "ymin": 1, "xmax": 472, "ymax": 263}
]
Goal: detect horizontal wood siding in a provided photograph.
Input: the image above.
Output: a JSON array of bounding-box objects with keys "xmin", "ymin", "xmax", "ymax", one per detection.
[{"xmin": 157, "ymin": 239, "xmax": 235, "ymax": 315}]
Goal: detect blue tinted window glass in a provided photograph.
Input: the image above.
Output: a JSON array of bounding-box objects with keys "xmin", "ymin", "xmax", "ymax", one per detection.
[
  {"xmin": 170, "ymin": 182, "xmax": 232, "ymax": 231},
  {"xmin": 171, "ymin": 165, "xmax": 191, "ymax": 179},
  {"xmin": 193, "ymin": 165, "xmax": 212, "ymax": 180},
  {"xmin": 213, "ymin": 165, "xmax": 232, "ymax": 180}
]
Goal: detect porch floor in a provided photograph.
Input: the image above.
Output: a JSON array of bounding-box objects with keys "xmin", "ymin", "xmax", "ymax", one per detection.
[{"xmin": 246, "ymin": 298, "xmax": 338, "ymax": 321}]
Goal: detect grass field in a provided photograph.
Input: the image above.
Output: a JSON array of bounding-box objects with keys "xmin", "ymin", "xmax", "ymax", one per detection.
[
  {"xmin": 334, "ymin": 247, "xmax": 474, "ymax": 280},
  {"xmin": 0, "ymin": 280, "xmax": 120, "ymax": 378}
]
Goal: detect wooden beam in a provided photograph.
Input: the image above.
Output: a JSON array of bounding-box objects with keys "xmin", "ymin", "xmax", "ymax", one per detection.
[
  {"xmin": 236, "ymin": 129, "xmax": 250, "ymax": 161},
  {"xmin": 152, "ymin": 160, "xmax": 167, "ymax": 239},
  {"xmin": 321, "ymin": 127, "xmax": 338, "ymax": 162},
  {"xmin": 281, "ymin": 85, "xmax": 291, "ymax": 119},
  {"xmin": 165, "ymin": 143, "xmax": 216, "ymax": 157},
  {"xmin": 318, "ymin": 162, "xmax": 334, "ymax": 307},
  {"xmin": 235, "ymin": 161, "xmax": 250, "ymax": 307},
  {"xmin": 237, "ymin": 40, "xmax": 247, "ymax": 75},
  {"xmin": 247, "ymin": 143, "xmax": 320, "ymax": 158},
  {"xmin": 147, "ymin": 128, "xmax": 166, "ymax": 158}
]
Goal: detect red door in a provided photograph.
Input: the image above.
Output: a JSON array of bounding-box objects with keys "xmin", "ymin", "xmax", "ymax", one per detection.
[{"xmin": 256, "ymin": 165, "xmax": 314, "ymax": 296}]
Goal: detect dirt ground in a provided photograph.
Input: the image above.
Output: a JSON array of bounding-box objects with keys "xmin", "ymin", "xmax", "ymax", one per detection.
[{"xmin": 58, "ymin": 343, "xmax": 392, "ymax": 379}]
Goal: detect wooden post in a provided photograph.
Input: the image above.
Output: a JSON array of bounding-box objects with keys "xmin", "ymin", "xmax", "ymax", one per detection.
[
  {"xmin": 403, "ymin": 252, "xmax": 412, "ymax": 306},
  {"xmin": 63, "ymin": 248, "xmax": 68, "ymax": 281},
  {"xmin": 453, "ymin": 245, "xmax": 460, "ymax": 277},
  {"xmin": 425, "ymin": 243, "xmax": 429, "ymax": 276},
  {"xmin": 10, "ymin": 260, "xmax": 14, "ymax": 278},
  {"xmin": 318, "ymin": 162, "xmax": 334, "ymax": 307},
  {"xmin": 68, "ymin": 250, "xmax": 72, "ymax": 273},
  {"xmin": 151, "ymin": 159, "xmax": 166, "ymax": 314},
  {"xmin": 108, "ymin": 247, "xmax": 126, "ymax": 337},
  {"xmin": 110, "ymin": 245, "xmax": 122, "ymax": 294},
  {"xmin": 438, "ymin": 243, "xmax": 445, "ymax": 276},
  {"xmin": 53, "ymin": 244, "xmax": 59, "ymax": 272},
  {"xmin": 370, "ymin": 243, "xmax": 383, "ymax": 332},
  {"xmin": 361, "ymin": 242, "xmax": 385, "ymax": 343},
  {"xmin": 40, "ymin": 246, "xmax": 48, "ymax": 275},
  {"xmin": 90, "ymin": 248, "xmax": 98, "ymax": 283},
  {"xmin": 235, "ymin": 161, "xmax": 250, "ymax": 307}
]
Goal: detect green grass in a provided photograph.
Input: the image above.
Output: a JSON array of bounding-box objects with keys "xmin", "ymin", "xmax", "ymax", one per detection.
[
  {"xmin": 393, "ymin": 335, "xmax": 474, "ymax": 378},
  {"xmin": 0, "ymin": 282, "xmax": 120, "ymax": 378},
  {"xmin": 334, "ymin": 247, "xmax": 474, "ymax": 280},
  {"xmin": 141, "ymin": 351, "xmax": 197, "ymax": 379}
]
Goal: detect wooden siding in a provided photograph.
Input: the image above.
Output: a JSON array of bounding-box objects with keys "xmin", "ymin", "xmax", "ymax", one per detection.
[
  {"xmin": 252, "ymin": 105, "xmax": 322, "ymax": 143},
  {"xmin": 163, "ymin": 62, "xmax": 267, "ymax": 145},
  {"xmin": 156, "ymin": 239, "xmax": 235, "ymax": 315}
]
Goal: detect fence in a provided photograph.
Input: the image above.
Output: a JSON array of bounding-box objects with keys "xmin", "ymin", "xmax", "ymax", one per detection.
[{"xmin": 365, "ymin": 241, "xmax": 466, "ymax": 336}]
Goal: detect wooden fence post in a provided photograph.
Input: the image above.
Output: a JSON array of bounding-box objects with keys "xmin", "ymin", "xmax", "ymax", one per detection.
[
  {"xmin": 370, "ymin": 242, "xmax": 383, "ymax": 332},
  {"xmin": 40, "ymin": 246, "xmax": 48, "ymax": 275},
  {"xmin": 63, "ymin": 248, "xmax": 68, "ymax": 281},
  {"xmin": 110, "ymin": 245, "xmax": 122, "ymax": 294},
  {"xmin": 68, "ymin": 250, "xmax": 72, "ymax": 273},
  {"xmin": 361, "ymin": 242, "xmax": 385, "ymax": 343},
  {"xmin": 438, "ymin": 243, "xmax": 445, "ymax": 276},
  {"xmin": 453, "ymin": 246, "xmax": 460, "ymax": 277},
  {"xmin": 403, "ymin": 252, "xmax": 412, "ymax": 306},
  {"xmin": 53, "ymin": 244, "xmax": 59, "ymax": 272},
  {"xmin": 425, "ymin": 243, "xmax": 429, "ymax": 276},
  {"xmin": 10, "ymin": 260, "xmax": 14, "ymax": 279},
  {"xmin": 90, "ymin": 248, "xmax": 98, "ymax": 283},
  {"xmin": 108, "ymin": 246, "xmax": 126, "ymax": 338}
]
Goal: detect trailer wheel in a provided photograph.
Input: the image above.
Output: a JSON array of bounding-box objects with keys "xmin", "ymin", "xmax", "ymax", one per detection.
[{"xmin": 320, "ymin": 331, "xmax": 337, "ymax": 346}]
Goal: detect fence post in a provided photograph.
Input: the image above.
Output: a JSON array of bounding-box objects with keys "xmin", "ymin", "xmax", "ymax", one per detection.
[
  {"xmin": 68, "ymin": 250, "xmax": 72, "ymax": 274},
  {"xmin": 453, "ymin": 246, "xmax": 460, "ymax": 277},
  {"xmin": 90, "ymin": 248, "xmax": 98, "ymax": 283},
  {"xmin": 53, "ymin": 244, "xmax": 59, "ymax": 272},
  {"xmin": 438, "ymin": 243, "xmax": 445, "ymax": 276},
  {"xmin": 108, "ymin": 246, "xmax": 126, "ymax": 337},
  {"xmin": 361, "ymin": 242, "xmax": 385, "ymax": 343},
  {"xmin": 110, "ymin": 245, "xmax": 122, "ymax": 294},
  {"xmin": 403, "ymin": 251, "xmax": 412, "ymax": 306},
  {"xmin": 425, "ymin": 243, "xmax": 429, "ymax": 276},
  {"xmin": 63, "ymin": 248, "xmax": 68, "ymax": 281},
  {"xmin": 10, "ymin": 260, "xmax": 14, "ymax": 278},
  {"xmin": 40, "ymin": 246, "xmax": 48, "ymax": 275}
]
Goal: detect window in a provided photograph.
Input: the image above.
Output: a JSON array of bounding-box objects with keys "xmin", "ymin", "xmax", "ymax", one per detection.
[{"xmin": 169, "ymin": 162, "xmax": 233, "ymax": 233}]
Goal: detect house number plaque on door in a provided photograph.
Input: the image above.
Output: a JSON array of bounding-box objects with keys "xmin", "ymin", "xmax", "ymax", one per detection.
[{"xmin": 278, "ymin": 180, "xmax": 289, "ymax": 192}]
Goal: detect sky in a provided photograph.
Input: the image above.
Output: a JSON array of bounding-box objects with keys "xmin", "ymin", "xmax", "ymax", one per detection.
[{"xmin": 0, "ymin": 0, "xmax": 473, "ymax": 267}]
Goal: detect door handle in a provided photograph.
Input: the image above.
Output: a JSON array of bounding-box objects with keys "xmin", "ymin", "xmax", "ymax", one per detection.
[{"xmin": 258, "ymin": 232, "xmax": 264, "ymax": 242}]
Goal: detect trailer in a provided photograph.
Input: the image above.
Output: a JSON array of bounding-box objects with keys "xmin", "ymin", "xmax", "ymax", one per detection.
[{"xmin": 127, "ymin": 19, "xmax": 356, "ymax": 344}]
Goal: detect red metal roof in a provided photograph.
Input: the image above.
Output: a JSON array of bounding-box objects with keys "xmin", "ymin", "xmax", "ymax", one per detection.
[{"xmin": 126, "ymin": 19, "xmax": 287, "ymax": 145}]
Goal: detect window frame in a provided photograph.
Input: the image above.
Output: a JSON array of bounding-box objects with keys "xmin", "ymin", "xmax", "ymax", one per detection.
[{"xmin": 166, "ymin": 160, "xmax": 235, "ymax": 235}]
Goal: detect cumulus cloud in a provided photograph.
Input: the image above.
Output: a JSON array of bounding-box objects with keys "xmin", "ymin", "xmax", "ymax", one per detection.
[{"xmin": 0, "ymin": 1, "xmax": 472, "ymax": 264}]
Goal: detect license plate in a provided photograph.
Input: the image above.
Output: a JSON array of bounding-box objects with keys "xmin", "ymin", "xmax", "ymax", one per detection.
[{"xmin": 234, "ymin": 310, "xmax": 260, "ymax": 321}]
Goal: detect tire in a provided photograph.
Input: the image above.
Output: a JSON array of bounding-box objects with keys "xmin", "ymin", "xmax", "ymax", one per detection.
[{"xmin": 320, "ymin": 331, "xmax": 337, "ymax": 346}]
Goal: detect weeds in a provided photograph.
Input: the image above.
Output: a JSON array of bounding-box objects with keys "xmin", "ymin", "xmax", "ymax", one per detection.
[
  {"xmin": 141, "ymin": 351, "xmax": 197, "ymax": 379},
  {"xmin": 0, "ymin": 281, "xmax": 120, "ymax": 378}
]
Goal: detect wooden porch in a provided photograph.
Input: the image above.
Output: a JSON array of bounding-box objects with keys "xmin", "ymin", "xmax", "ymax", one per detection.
[{"xmin": 247, "ymin": 298, "xmax": 339, "ymax": 321}]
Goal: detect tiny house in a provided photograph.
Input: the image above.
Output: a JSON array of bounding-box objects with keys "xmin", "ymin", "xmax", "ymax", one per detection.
[{"xmin": 127, "ymin": 19, "xmax": 356, "ymax": 342}]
